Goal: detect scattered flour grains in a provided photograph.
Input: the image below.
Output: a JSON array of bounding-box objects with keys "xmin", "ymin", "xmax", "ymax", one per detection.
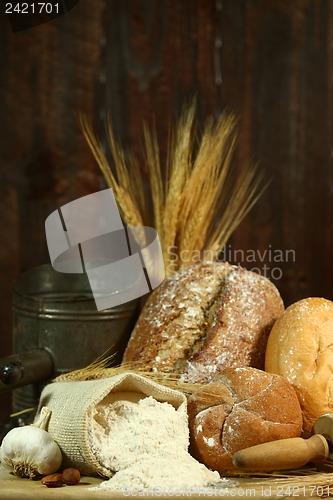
[{"xmin": 89, "ymin": 394, "xmax": 220, "ymax": 491}]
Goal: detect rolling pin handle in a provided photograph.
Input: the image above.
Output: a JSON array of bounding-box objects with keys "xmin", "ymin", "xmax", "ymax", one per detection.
[{"xmin": 233, "ymin": 434, "xmax": 329, "ymax": 471}]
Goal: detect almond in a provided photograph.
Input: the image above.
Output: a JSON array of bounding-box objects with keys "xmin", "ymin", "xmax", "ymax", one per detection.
[
  {"xmin": 62, "ymin": 468, "xmax": 81, "ymax": 485},
  {"xmin": 41, "ymin": 473, "xmax": 63, "ymax": 488}
]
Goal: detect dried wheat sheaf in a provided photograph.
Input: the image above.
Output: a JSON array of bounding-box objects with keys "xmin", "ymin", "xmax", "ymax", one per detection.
[{"xmin": 80, "ymin": 102, "xmax": 265, "ymax": 277}]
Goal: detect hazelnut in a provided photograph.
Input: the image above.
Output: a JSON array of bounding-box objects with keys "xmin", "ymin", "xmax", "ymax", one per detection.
[
  {"xmin": 62, "ymin": 468, "xmax": 81, "ymax": 485},
  {"xmin": 41, "ymin": 473, "xmax": 64, "ymax": 488}
]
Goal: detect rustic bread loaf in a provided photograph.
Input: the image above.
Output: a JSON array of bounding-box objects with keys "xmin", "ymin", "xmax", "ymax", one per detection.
[
  {"xmin": 265, "ymin": 297, "xmax": 333, "ymax": 437},
  {"xmin": 123, "ymin": 262, "xmax": 284, "ymax": 379},
  {"xmin": 187, "ymin": 367, "xmax": 303, "ymax": 473}
]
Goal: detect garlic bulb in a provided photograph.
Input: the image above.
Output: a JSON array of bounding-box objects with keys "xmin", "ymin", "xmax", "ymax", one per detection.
[{"xmin": 0, "ymin": 406, "xmax": 62, "ymax": 479}]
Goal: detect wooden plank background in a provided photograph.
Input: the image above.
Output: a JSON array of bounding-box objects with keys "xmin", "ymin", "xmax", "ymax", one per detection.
[{"xmin": 0, "ymin": 0, "xmax": 332, "ymax": 419}]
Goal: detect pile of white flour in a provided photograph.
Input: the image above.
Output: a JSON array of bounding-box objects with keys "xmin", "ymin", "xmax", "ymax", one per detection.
[{"xmin": 89, "ymin": 394, "xmax": 220, "ymax": 491}]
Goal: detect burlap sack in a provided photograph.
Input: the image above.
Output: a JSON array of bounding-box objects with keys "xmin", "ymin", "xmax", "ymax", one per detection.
[{"xmin": 36, "ymin": 372, "xmax": 187, "ymax": 477}]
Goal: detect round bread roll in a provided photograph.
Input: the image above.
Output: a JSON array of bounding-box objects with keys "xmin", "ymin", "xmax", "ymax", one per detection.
[
  {"xmin": 187, "ymin": 367, "xmax": 303, "ymax": 473},
  {"xmin": 265, "ymin": 297, "xmax": 333, "ymax": 437},
  {"xmin": 123, "ymin": 262, "xmax": 284, "ymax": 379}
]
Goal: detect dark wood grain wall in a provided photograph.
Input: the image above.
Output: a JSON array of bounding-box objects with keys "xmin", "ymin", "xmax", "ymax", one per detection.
[{"xmin": 0, "ymin": 0, "xmax": 332, "ymax": 418}]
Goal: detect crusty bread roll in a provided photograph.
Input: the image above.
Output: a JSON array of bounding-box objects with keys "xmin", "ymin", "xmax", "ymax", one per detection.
[
  {"xmin": 187, "ymin": 367, "xmax": 303, "ymax": 473},
  {"xmin": 265, "ymin": 297, "xmax": 333, "ymax": 437},
  {"xmin": 123, "ymin": 262, "xmax": 284, "ymax": 379}
]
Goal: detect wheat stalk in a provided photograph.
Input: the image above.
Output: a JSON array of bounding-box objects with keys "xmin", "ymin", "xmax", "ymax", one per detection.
[
  {"xmin": 206, "ymin": 167, "xmax": 268, "ymax": 259},
  {"xmin": 55, "ymin": 358, "xmax": 214, "ymax": 401},
  {"xmin": 80, "ymin": 114, "xmax": 145, "ymax": 229},
  {"xmin": 54, "ymin": 357, "xmax": 248, "ymax": 407},
  {"xmin": 80, "ymin": 102, "xmax": 264, "ymax": 276},
  {"xmin": 162, "ymin": 103, "xmax": 196, "ymax": 273},
  {"xmin": 178, "ymin": 113, "xmax": 237, "ymax": 265},
  {"xmin": 143, "ymin": 121, "xmax": 164, "ymax": 244}
]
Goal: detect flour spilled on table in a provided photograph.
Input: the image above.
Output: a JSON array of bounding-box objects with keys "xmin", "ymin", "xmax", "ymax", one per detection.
[{"xmin": 89, "ymin": 394, "xmax": 220, "ymax": 491}]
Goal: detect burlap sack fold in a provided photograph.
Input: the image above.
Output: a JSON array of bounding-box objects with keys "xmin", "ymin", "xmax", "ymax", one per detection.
[{"xmin": 36, "ymin": 372, "xmax": 187, "ymax": 477}]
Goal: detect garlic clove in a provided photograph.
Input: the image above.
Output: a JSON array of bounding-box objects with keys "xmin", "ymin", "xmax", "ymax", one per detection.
[
  {"xmin": 32, "ymin": 406, "xmax": 52, "ymax": 430},
  {"xmin": 0, "ymin": 407, "xmax": 62, "ymax": 479}
]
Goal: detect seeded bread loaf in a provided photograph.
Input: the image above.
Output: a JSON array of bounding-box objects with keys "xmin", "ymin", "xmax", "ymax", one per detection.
[
  {"xmin": 123, "ymin": 262, "xmax": 284, "ymax": 379},
  {"xmin": 187, "ymin": 367, "xmax": 303, "ymax": 473}
]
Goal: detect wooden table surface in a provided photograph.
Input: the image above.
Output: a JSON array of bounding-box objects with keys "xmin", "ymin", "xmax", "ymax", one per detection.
[
  {"xmin": 0, "ymin": 467, "xmax": 111, "ymax": 499},
  {"xmin": 1, "ymin": 465, "xmax": 332, "ymax": 500}
]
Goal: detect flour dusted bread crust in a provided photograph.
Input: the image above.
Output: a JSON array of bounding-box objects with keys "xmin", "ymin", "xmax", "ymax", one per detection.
[
  {"xmin": 187, "ymin": 367, "xmax": 303, "ymax": 473},
  {"xmin": 265, "ymin": 297, "xmax": 333, "ymax": 437},
  {"xmin": 123, "ymin": 262, "xmax": 284, "ymax": 379}
]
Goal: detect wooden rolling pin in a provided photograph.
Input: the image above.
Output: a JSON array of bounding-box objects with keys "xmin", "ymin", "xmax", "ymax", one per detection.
[
  {"xmin": 232, "ymin": 434, "xmax": 329, "ymax": 471},
  {"xmin": 232, "ymin": 413, "xmax": 333, "ymax": 471}
]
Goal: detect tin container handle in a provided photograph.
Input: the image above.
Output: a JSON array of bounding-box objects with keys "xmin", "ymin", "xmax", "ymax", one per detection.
[{"xmin": 0, "ymin": 349, "xmax": 54, "ymax": 393}]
